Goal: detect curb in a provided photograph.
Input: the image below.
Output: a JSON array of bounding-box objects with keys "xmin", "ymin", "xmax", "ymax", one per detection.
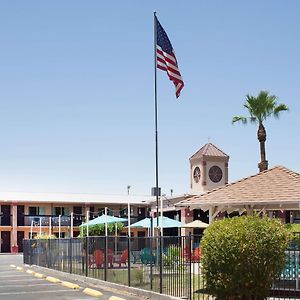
[
  {"xmin": 109, "ymin": 296, "xmax": 126, "ymax": 300},
  {"xmin": 26, "ymin": 269, "xmax": 35, "ymax": 274},
  {"xmin": 25, "ymin": 264, "xmax": 181, "ymax": 300},
  {"xmin": 46, "ymin": 276, "xmax": 61, "ymax": 283},
  {"xmin": 83, "ymin": 287, "xmax": 103, "ymax": 298},
  {"xmin": 9, "ymin": 264, "xmax": 16, "ymax": 268},
  {"xmin": 34, "ymin": 273, "xmax": 46, "ymax": 279},
  {"xmin": 16, "ymin": 266, "xmax": 24, "ymax": 271},
  {"xmin": 61, "ymin": 281, "xmax": 80, "ymax": 289}
]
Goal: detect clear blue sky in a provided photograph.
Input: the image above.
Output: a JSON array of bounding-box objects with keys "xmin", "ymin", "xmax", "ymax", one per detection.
[{"xmin": 0, "ymin": 1, "xmax": 299, "ymax": 196}]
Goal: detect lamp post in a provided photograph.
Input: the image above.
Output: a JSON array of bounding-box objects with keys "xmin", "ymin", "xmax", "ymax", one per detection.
[
  {"xmin": 127, "ymin": 185, "xmax": 131, "ymax": 237},
  {"xmin": 105, "ymin": 207, "xmax": 108, "ymax": 237},
  {"xmin": 127, "ymin": 201, "xmax": 131, "ymax": 237}
]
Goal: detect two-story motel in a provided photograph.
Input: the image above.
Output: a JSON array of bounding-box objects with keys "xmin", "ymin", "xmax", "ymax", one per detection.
[{"xmin": 0, "ymin": 192, "xmax": 153, "ymax": 253}]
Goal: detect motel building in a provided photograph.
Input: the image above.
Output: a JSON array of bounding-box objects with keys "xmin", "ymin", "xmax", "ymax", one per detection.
[{"xmin": 0, "ymin": 193, "xmax": 153, "ymax": 253}]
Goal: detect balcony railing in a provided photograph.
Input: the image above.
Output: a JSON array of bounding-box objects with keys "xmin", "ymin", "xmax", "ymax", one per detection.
[
  {"xmin": 17, "ymin": 214, "xmax": 144, "ymax": 227},
  {"xmin": 22, "ymin": 215, "xmax": 86, "ymax": 227}
]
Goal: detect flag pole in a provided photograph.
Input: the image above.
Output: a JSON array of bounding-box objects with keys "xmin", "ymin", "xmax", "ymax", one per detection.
[{"xmin": 154, "ymin": 11, "xmax": 159, "ymax": 230}]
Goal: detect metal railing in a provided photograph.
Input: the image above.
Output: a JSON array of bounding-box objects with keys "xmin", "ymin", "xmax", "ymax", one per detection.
[
  {"xmin": 23, "ymin": 234, "xmax": 300, "ymax": 299},
  {"xmin": 23, "ymin": 235, "xmax": 206, "ymax": 299},
  {"xmin": 22, "ymin": 215, "xmax": 85, "ymax": 227}
]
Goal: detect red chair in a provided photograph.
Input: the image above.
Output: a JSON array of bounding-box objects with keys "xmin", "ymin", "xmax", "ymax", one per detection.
[
  {"xmin": 93, "ymin": 250, "xmax": 104, "ymax": 268},
  {"xmin": 182, "ymin": 246, "xmax": 191, "ymax": 260},
  {"xmin": 115, "ymin": 249, "xmax": 128, "ymax": 267},
  {"xmin": 191, "ymin": 247, "xmax": 201, "ymax": 262}
]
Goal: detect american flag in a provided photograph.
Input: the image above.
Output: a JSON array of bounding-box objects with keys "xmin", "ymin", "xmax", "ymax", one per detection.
[{"xmin": 155, "ymin": 16, "xmax": 184, "ymax": 98}]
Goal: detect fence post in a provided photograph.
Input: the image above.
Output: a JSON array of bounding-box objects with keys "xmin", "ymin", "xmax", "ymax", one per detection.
[
  {"xmin": 85, "ymin": 236, "xmax": 89, "ymax": 277},
  {"xmin": 104, "ymin": 236, "xmax": 107, "ymax": 281},
  {"xmin": 189, "ymin": 234, "xmax": 192, "ymax": 300},
  {"xmin": 150, "ymin": 231, "xmax": 153, "ymax": 290},
  {"xmin": 159, "ymin": 232, "xmax": 163, "ymax": 294},
  {"xmin": 37, "ymin": 240, "xmax": 40, "ymax": 266},
  {"xmin": 127, "ymin": 234, "xmax": 131, "ymax": 287},
  {"xmin": 69, "ymin": 238, "xmax": 73, "ymax": 274}
]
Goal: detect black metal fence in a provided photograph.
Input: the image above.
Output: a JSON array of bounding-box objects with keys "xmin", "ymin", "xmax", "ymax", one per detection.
[
  {"xmin": 23, "ymin": 235, "xmax": 207, "ymax": 299},
  {"xmin": 23, "ymin": 234, "xmax": 300, "ymax": 300}
]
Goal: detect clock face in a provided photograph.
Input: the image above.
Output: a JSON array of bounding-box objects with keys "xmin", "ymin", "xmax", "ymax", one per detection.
[
  {"xmin": 193, "ymin": 167, "xmax": 201, "ymax": 183},
  {"xmin": 209, "ymin": 166, "xmax": 223, "ymax": 183}
]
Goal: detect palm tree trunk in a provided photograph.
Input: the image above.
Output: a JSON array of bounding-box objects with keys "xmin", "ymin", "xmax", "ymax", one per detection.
[{"xmin": 257, "ymin": 122, "xmax": 268, "ymax": 172}]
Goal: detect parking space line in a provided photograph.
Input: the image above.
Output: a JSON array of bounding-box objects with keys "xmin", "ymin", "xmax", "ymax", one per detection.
[
  {"xmin": 0, "ymin": 274, "xmax": 31, "ymax": 278},
  {"xmin": 0, "ymin": 283, "xmax": 57, "ymax": 288},
  {"xmin": 0, "ymin": 289, "xmax": 79, "ymax": 295},
  {"xmin": 0, "ymin": 278, "xmax": 40, "ymax": 282}
]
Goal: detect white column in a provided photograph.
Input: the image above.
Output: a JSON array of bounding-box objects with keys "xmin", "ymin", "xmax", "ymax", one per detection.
[
  {"xmin": 70, "ymin": 212, "xmax": 74, "ymax": 238},
  {"xmin": 39, "ymin": 217, "xmax": 42, "ymax": 236},
  {"xmin": 30, "ymin": 220, "xmax": 34, "ymax": 239},
  {"xmin": 127, "ymin": 201, "xmax": 131, "ymax": 237},
  {"xmin": 209, "ymin": 207, "xmax": 213, "ymax": 225},
  {"xmin": 86, "ymin": 210, "xmax": 89, "ymax": 237},
  {"xmin": 49, "ymin": 217, "xmax": 52, "ymax": 236},
  {"xmin": 58, "ymin": 215, "xmax": 61, "ymax": 238}
]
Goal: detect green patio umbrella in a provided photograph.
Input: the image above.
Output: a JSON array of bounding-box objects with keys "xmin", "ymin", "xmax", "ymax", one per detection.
[
  {"xmin": 79, "ymin": 215, "xmax": 127, "ymax": 227},
  {"xmin": 130, "ymin": 216, "xmax": 183, "ymax": 228}
]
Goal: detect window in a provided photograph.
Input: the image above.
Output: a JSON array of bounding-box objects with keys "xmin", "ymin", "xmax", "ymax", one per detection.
[
  {"xmin": 28, "ymin": 207, "xmax": 45, "ymax": 216},
  {"xmin": 54, "ymin": 207, "xmax": 69, "ymax": 216}
]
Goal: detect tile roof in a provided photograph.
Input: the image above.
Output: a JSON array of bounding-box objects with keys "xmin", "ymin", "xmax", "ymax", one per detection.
[
  {"xmin": 178, "ymin": 166, "xmax": 300, "ymax": 207},
  {"xmin": 190, "ymin": 143, "xmax": 229, "ymax": 160}
]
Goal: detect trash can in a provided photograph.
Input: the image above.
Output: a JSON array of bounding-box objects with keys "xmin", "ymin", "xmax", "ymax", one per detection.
[{"xmin": 11, "ymin": 245, "xmax": 19, "ymax": 254}]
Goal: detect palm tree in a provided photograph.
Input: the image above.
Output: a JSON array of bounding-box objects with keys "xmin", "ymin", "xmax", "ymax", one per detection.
[{"xmin": 232, "ymin": 91, "xmax": 289, "ymax": 172}]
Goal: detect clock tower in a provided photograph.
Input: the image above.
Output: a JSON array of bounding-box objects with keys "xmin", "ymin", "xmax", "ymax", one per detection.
[{"xmin": 190, "ymin": 143, "xmax": 229, "ymax": 194}]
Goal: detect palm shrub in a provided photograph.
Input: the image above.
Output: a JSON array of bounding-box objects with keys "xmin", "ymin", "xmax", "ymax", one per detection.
[{"xmin": 201, "ymin": 216, "xmax": 291, "ymax": 300}]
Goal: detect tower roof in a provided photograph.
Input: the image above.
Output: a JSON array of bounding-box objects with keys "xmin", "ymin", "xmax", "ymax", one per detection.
[{"xmin": 190, "ymin": 143, "xmax": 229, "ymax": 160}]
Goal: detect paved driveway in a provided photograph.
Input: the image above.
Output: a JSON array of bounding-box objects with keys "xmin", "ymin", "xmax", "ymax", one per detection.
[{"xmin": 0, "ymin": 254, "xmax": 132, "ymax": 300}]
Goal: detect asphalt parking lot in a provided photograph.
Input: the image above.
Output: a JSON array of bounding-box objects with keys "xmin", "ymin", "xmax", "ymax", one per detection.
[{"xmin": 0, "ymin": 254, "xmax": 133, "ymax": 300}]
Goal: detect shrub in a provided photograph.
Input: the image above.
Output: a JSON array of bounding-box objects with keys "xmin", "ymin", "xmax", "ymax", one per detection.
[
  {"xmin": 286, "ymin": 223, "xmax": 300, "ymax": 232},
  {"xmin": 201, "ymin": 216, "xmax": 291, "ymax": 300},
  {"xmin": 163, "ymin": 245, "xmax": 181, "ymax": 267}
]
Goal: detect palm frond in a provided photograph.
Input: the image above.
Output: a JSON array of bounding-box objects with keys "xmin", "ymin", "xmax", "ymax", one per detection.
[
  {"xmin": 273, "ymin": 104, "xmax": 289, "ymax": 118},
  {"xmin": 232, "ymin": 116, "xmax": 248, "ymax": 124}
]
